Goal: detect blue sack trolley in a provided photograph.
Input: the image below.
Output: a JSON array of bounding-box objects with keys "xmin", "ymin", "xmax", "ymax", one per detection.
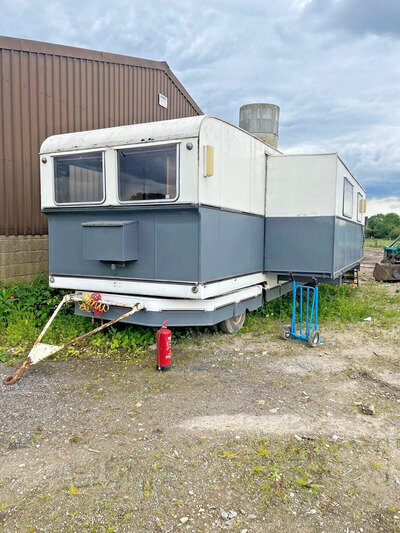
[{"xmin": 282, "ymin": 280, "xmax": 322, "ymax": 347}]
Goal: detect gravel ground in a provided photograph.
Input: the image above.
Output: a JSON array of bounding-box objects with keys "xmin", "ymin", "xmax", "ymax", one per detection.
[
  {"xmin": 0, "ymin": 260, "xmax": 399, "ymax": 532},
  {"xmin": 363, "ymin": 247, "xmax": 384, "ymax": 269}
]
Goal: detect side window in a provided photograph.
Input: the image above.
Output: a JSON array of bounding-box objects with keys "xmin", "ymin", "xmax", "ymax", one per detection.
[
  {"xmin": 343, "ymin": 177, "xmax": 354, "ymax": 219},
  {"xmin": 357, "ymin": 192, "xmax": 362, "ymax": 222},
  {"xmin": 54, "ymin": 152, "xmax": 105, "ymax": 204}
]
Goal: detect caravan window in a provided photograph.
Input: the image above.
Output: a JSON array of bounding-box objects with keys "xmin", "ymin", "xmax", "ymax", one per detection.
[
  {"xmin": 54, "ymin": 152, "xmax": 104, "ymax": 204},
  {"xmin": 343, "ymin": 177, "xmax": 354, "ymax": 219},
  {"xmin": 117, "ymin": 144, "xmax": 178, "ymax": 202}
]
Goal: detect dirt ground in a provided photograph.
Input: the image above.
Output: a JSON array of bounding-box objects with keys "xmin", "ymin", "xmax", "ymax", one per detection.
[
  {"xmin": 363, "ymin": 247, "xmax": 383, "ymax": 269},
  {"xmin": 0, "ymin": 257, "xmax": 399, "ymax": 532}
]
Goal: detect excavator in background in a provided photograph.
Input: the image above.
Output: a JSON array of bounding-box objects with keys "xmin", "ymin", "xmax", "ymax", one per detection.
[{"xmin": 373, "ymin": 235, "xmax": 400, "ymax": 281}]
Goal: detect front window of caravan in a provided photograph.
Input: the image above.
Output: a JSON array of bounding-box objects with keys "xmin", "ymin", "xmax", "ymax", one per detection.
[
  {"xmin": 343, "ymin": 177, "xmax": 354, "ymax": 219},
  {"xmin": 54, "ymin": 152, "xmax": 104, "ymax": 204},
  {"xmin": 117, "ymin": 144, "xmax": 178, "ymax": 202}
]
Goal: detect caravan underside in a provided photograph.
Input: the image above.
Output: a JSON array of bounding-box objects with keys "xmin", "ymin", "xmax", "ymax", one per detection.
[
  {"xmin": 49, "ymin": 272, "xmax": 273, "ymax": 300},
  {"xmin": 51, "ymin": 274, "xmax": 292, "ymax": 326}
]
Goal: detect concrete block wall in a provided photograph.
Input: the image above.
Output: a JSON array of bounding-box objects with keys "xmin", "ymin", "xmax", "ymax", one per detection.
[{"xmin": 0, "ymin": 236, "xmax": 49, "ymax": 283}]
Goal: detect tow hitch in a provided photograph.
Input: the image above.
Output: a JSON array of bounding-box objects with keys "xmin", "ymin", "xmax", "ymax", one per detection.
[{"xmin": 3, "ymin": 294, "xmax": 142, "ymax": 386}]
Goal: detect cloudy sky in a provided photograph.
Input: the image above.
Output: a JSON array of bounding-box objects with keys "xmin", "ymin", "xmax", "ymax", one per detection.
[{"xmin": 1, "ymin": 0, "xmax": 399, "ymax": 215}]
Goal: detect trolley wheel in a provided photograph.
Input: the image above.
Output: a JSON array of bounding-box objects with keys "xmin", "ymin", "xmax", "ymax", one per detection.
[
  {"xmin": 307, "ymin": 328, "xmax": 320, "ymax": 348},
  {"xmin": 218, "ymin": 313, "xmax": 246, "ymax": 334},
  {"xmin": 281, "ymin": 325, "xmax": 291, "ymax": 340}
]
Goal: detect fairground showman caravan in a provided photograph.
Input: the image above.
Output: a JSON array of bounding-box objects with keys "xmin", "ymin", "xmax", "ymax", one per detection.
[
  {"xmin": 4, "ymin": 104, "xmax": 367, "ymax": 384},
  {"xmin": 42, "ymin": 103, "xmax": 366, "ymax": 329}
]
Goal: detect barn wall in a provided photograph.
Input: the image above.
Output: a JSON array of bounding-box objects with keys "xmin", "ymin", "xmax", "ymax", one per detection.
[{"xmin": 0, "ymin": 36, "xmax": 201, "ymax": 282}]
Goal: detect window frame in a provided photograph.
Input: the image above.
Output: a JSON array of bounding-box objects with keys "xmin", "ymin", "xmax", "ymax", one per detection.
[
  {"xmin": 115, "ymin": 142, "xmax": 180, "ymax": 205},
  {"xmin": 53, "ymin": 149, "xmax": 106, "ymax": 206},
  {"xmin": 342, "ymin": 177, "xmax": 354, "ymax": 219}
]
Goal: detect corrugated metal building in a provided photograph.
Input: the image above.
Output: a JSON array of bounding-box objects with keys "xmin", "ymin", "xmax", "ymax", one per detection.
[{"xmin": 0, "ymin": 35, "xmax": 202, "ymax": 281}]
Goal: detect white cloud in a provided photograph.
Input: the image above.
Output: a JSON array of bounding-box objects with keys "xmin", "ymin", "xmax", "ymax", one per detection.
[
  {"xmin": 367, "ymin": 196, "xmax": 400, "ymax": 217},
  {"xmin": 1, "ymin": 0, "xmax": 399, "ymax": 205}
]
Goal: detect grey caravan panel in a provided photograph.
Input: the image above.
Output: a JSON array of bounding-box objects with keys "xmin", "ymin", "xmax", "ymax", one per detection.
[
  {"xmin": 48, "ymin": 207, "xmax": 200, "ymax": 282},
  {"xmin": 264, "ymin": 216, "xmax": 363, "ymax": 279},
  {"xmin": 333, "ymin": 218, "xmax": 364, "ymax": 276},
  {"xmin": 47, "ymin": 205, "xmax": 265, "ymax": 285},
  {"xmin": 199, "ymin": 207, "xmax": 264, "ymax": 282},
  {"xmin": 264, "ymin": 216, "xmax": 334, "ymax": 277}
]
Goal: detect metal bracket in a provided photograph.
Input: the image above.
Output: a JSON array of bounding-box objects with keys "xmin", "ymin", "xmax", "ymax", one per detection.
[{"xmin": 3, "ymin": 295, "xmax": 143, "ymax": 386}]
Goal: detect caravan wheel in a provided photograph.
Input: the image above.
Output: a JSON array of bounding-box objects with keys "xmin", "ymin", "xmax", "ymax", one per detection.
[{"xmin": 218, "ymin": 313, "xmax": 246, "ymax": 334}]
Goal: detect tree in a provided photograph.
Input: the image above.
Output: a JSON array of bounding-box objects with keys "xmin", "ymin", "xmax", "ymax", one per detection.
[
  {"xmin": 366, "ymin": 212, "xmax": 400, "ymax": 239},
  {"xmin": 389, "ymin": 225, "xmax": 400, "ymax": 241}
]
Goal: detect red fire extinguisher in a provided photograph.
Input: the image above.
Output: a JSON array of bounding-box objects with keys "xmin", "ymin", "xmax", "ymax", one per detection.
[{"xmin": 156, "ymin": 320, "xmax": 172, "ymax": 371}]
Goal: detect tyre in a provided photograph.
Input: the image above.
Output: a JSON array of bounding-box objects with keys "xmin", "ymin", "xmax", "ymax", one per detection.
[
  {"xmin": 218, "ymin": 313, "xmax": 246, "ymax": 334},
  {"xmin": 281, "ymin": 325, "xmax": 291, "ymax": 340},
  {"xmin": 307, "ymin": 328, "xmax": 320, "ymax": 348}
]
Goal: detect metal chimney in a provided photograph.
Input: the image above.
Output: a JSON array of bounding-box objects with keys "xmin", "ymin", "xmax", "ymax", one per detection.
[{"xmin": 239, "ymin": 103, "xmax": 280, "ymax": 148}]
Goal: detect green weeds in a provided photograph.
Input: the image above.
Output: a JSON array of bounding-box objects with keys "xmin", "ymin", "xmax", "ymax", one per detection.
[
  {"xmin": 0, "ymin": 274, "xmax": 156, "ymax": 363},
  {"xmin": 219, "ymin": 436, "xmax": 359, "ymax": 511},
  {"xmin": 244, "ymin": 281, "xmax": 399, "ymax": 332},
  {"xmin": 364, "ymin": 238, "xmax": 393, "ymax": 248},
  {"xmin": 0, "ymin": 274, "xmax": 398, "ymax": 364}
]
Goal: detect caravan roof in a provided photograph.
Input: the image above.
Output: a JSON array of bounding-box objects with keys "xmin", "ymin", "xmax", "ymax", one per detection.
[{"xmin": 40, "ymin": 115, "xmax": 282, "ymax": 155}]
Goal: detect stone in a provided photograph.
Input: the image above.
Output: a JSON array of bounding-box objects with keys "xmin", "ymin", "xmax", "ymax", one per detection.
[
  {"xmin": 180, "ymin": 517, "xmax": 189, "ymax": 524},
  {"xmin": 355, "ymin": 402, "xmax": 375, "ymax": 415},
  {"xmin": 218, "ymin": 509, "xmax": 229, "ymax": 520}
]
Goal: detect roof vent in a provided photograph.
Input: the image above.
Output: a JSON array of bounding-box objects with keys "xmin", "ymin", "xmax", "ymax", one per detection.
[{"xmin": 239, "ymin": 103, "xmax": 280, "ymax": 148}]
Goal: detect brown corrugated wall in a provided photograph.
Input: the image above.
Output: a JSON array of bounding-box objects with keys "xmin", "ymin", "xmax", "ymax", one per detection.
[{"xmin": 0, "ymin": 36, "xmax": 202, "ymax": 236}]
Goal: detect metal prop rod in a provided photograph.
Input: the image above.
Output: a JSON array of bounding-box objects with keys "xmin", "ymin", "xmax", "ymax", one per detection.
[{"xmin": 3, "ymin": 297, "xmax": 142, "ymax": 386}]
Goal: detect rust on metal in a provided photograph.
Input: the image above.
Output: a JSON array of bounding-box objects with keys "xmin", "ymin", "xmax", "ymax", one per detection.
[
  {"xmin": 0, "ymin": 35, "xmax": 202, "ymax": 236},
  {"xmin": 3, "ymin": 297, "xmax": 142, "ymax": 385},
  {"xmin": 373, "ymin": 262, "xmax": 400, "ymax": 282},
  {"xmin": 3, "ymin": 359, "xmax": 32, "ymax": 386},
  {"xmin": 58, "ymin": 303, "xmax": 141, "ymax": 351}
]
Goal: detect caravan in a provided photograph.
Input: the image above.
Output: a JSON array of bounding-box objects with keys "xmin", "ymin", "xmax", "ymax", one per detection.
[{"xmin": 39, "ymin": 110, "xmax": 366, "ymax": 332}]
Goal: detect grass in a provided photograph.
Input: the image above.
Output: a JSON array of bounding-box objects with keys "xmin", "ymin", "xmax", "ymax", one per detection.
[
  {"xmin": 213, "ymin": 436, "xmax": 399, "ymax": 527},
  {"xmin": 364, "ymin": 238, "xmax": 394, "ymax": 248},
  {"xmin": 0, "ymin": 274, "xmax": 157, "ymax": 363},
  {"xmin": 0, "ymin": 274, "xmax": 399, "ymax": 364},
  {"xmin": 244, "ymin": 280, "xmax": 400, "ymax": 333}
]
